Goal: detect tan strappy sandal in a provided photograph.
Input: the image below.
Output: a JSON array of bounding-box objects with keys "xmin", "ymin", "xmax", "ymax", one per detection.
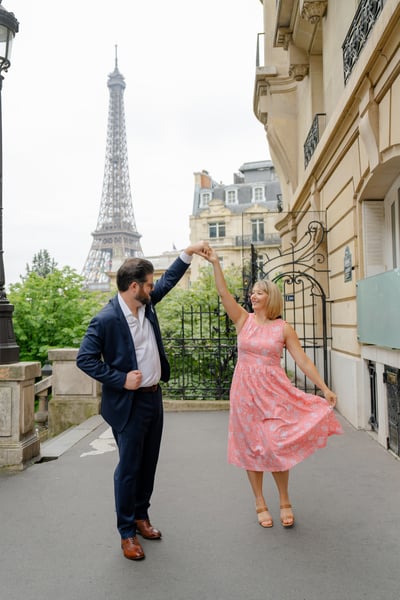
[
  {"xmin": 280, "ymin": 503, "xmax": 295, "ymax": 528},
  {"xmin": 256, "ymin": 505, "xmax": 273, "ymax": 528}
]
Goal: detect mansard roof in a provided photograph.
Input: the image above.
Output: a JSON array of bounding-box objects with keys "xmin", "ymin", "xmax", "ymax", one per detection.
[{"xmin": 192, "ymin": 160, "xmax": 281, "ymax": 216}]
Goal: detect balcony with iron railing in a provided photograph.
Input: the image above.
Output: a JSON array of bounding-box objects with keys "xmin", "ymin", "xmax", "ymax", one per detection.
[
  {"xmin": 304, "ymin": 113, "xmax": 327, "ymax": 168},
  {"xmin": 235, "ymin": 233, "xmax": 281, "ymax": 247},
  {"xmin": 342, "ymin": 0, "xmax": 386, "ymax": 84}
]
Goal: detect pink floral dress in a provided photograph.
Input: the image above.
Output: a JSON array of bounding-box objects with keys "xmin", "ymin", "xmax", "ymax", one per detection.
[{"xmin": 228, "ymin": 314, "xmax": 343, "ymax": 472}]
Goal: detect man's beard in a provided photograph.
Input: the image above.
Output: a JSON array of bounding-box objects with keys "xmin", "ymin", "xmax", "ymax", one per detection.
[{"xmin": 135, "ymin": 289, "xmax": 150, "ymax": 305}]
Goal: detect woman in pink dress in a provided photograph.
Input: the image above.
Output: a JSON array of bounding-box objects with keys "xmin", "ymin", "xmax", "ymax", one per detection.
[{"xmin": 203, "ymin": 247, "xmax": 343, "ymax": 528}]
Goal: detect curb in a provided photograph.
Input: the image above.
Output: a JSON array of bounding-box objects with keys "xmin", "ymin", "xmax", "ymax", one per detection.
[{"xmin": 40, "ymin": 414, "xmax": 104, "ymax": 459}]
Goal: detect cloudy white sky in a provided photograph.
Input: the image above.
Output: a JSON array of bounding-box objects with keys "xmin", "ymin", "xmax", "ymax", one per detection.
[{"xmin": 2, "ymin": 0, "xmax": 270, "ymax": 286}]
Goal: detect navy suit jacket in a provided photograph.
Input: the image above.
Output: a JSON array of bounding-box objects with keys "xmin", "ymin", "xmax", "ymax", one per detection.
[{"xmin": 76, "ymin": 256, "xmax": 189, "ymax": 432}]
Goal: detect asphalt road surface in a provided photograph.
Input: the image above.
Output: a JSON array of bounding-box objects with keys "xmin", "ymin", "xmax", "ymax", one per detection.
[{"xmin": 1, "ymin": 410, "xmax": 399, "ymax": 600}]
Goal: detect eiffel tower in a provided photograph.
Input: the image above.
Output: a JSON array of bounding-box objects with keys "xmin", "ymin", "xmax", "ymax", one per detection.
[{"xmin": 82, "ymin": 48, "xmax": 143, "ymax": 290}]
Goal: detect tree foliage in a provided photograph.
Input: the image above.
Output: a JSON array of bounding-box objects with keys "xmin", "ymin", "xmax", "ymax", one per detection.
[
  {"xmin": 25, "ymin": 249, "xmax": 58, "ymax": 278},
  {"xmin": 156, "ymin": 263, "xmax": 244, "ymax": 336},
  {"xmin": 8, "ymin": 266, "xmax": 109, "ymax": 364}
]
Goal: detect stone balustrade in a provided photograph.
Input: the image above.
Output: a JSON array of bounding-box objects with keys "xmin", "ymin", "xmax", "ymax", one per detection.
[{"xmin": 47, "ymin": 348, "xmax": 101, "ymax": 438}]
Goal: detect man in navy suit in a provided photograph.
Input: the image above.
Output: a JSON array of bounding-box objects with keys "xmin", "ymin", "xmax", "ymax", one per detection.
[{"xmin": 77, "ymin": 241, "xmax": 209, "ymax": 560}]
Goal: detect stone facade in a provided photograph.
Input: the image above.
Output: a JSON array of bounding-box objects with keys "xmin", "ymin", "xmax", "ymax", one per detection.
[
  {"xmin": 189, "ymin": 160, "xmax": 282, "ymax": 282},
  {"xmin": 108, "ymin": 161, "xmax": 282, "ymax": 290},
  {"xmin": 254, "ymin": 0, "xmax": 400, "ymax": 453}
]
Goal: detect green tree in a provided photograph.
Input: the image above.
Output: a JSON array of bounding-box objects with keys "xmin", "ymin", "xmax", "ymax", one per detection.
[
  {"xmin": 25, "ymin": 249, "xmax": 58, "ymax": 278},
  {"xmin": 8, "ymin": 266, "xmax": 109, "ymax": 364},
  {"xmin": 157, "ymin": 263, "xmax": 244, "ymax": 333}
]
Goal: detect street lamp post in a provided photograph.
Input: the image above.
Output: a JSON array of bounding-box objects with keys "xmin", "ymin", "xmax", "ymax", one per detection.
[{"xmin": 0, "ymin": 0, "xmax": 19, "ymax": 364}]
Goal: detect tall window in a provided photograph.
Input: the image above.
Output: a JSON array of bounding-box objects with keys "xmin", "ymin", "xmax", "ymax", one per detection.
[
  {"xmin": 252, "ymin": 186, "xmax": 265, "ymax": 202},
  {"xmin": 199, "ymin": 192, "xmax": 211, "ymax": 208},
  {"xmin": 209, "ymin": 222, "xmax": 226, "ymax": 239},
  {"xmin": 226, "ymin": 189, "xmax": 238, "ymax": 205},
  {"xmin": 362, "ymin": 200, "xmax": 384, "ymax": 277},
  {"xmin": 251, "ymin": 218, "xmax": 264, "ymax": 242}
]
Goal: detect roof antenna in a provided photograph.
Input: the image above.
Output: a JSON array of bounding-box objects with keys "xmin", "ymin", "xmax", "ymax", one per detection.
[{"xmin": 115, "ymin": 44, "xmax": 118, "ymax": 69}]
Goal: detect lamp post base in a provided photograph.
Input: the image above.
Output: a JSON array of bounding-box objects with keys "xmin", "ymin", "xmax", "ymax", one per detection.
[{"xmin": 0, "ymin": 301, "xmax": 20, "ymax": 364}]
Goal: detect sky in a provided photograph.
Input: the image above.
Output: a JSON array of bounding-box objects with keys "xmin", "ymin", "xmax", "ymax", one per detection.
[{"xmin": 2, "ymin": 0, "xmax": 270, "ymax": 286}]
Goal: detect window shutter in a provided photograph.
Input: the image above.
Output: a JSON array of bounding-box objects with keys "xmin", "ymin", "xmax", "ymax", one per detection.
[{"xmin": 363, "ymin": 200, "xmax": 384, "ymax": 277}]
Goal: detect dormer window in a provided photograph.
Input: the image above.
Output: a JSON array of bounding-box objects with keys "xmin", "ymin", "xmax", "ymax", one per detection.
[
  {"xmin": 226, "ymin": 189, "xmax": 238, "ymax": 205},
  {"xmin": 200, "ymin": 192, "xmax": 211, "ymax": 208},
  {"xmin": 252, "ymin": 186, "xmax": 265, "ymax": 203}
]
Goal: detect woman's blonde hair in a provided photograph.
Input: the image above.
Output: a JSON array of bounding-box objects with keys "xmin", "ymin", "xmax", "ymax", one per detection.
[{"xmin": 252, "ymin": 279, "xmax": 283, "ymax": 320}]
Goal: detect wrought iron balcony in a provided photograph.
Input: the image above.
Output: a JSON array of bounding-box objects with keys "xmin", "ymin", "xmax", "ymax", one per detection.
[
  {"xmin": 304, "ymin": 113, "xmax": 326, "ymax": 168},
  {"xmin": 235, "ymin": 234, "xmax": 281, "ymax": 247},
  {"xmin": 342, "ymin": 0, "xmax": 385, "ymax": 84}
]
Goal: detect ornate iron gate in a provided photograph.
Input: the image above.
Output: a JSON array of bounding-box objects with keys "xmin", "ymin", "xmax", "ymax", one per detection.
[
  {"xmin": 162, "ymin": 299, "xmax": 237, "ymax": 401},
  {"xmin": 243, "ymin": 220, "xmax": 331, "ymax": 393}
]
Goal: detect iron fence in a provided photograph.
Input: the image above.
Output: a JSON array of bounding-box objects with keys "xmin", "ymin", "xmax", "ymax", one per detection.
[
  {"xmin": 342, "ymin": 0, "xmax": 384, "ymax": 84},
  {"xmin": 161, "ymin": 300, "xmax": 237, "ymax": 401}
]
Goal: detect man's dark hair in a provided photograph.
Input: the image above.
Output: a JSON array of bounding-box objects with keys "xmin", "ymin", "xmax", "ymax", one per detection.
[{"xmin": 116, "ymin": 258, "xmax": 154, "ymax": 292}]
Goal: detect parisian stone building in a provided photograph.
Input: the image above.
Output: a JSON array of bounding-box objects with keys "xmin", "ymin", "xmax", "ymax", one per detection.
[
  {"xmin": 189, "ymin": 160, "xmax": 282, "ymax": 282},
  {"xmin": 253, "ymin": 0, "xmax": 400, "ymax": 456}
]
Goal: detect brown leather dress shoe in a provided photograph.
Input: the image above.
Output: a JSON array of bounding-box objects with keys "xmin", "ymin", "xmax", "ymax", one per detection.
[
  {"xmin": 121, "ymin": 536, "xmax": 145, "ymax": 560},
  {"xmin": 135, "ymin": 518, "xmax": 162, "ymax": 540}
]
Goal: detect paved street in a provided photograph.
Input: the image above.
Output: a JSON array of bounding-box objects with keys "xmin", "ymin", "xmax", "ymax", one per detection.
[{"xmin": 1, "ymin": 410, "xmax": 399, "ymax": 600}]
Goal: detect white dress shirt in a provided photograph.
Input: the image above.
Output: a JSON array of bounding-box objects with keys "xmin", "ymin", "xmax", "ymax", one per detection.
[
  {"xmin": 117, "ymin": 251, "xmax": 193, "ymax": 386},
  {"xmin": 118, "ymin": 295, "xmax": 161, "ymax": 387}
]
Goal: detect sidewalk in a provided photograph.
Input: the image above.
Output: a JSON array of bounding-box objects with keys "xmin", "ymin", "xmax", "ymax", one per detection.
[{"xmin": 0, "ymin": 410, "xmax": 399, "ymax": 600}]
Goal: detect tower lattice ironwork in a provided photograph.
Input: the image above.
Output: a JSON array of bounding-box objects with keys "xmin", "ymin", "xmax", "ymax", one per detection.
[{"xmin": 82, "ymin": 50, "xmax": 143, "ymax": 290}]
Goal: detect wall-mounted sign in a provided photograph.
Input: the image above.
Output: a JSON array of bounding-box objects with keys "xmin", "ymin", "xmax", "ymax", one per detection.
[
  {"xmin": 344, "ymin": 246, "xmax": 352, "ymax": 282},
  {"xmin": 285, "ymin": 294, "xmax": 294, "ymax": 302}
]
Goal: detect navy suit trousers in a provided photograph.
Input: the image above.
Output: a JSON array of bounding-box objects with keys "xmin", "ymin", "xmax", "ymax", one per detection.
[{"xmin": 112, "ymin": 386, "xmax": 163, "ymax": 538}]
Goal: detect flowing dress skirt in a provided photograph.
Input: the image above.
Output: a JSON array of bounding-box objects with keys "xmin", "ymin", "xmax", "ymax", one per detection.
[{"xmin": 228, "ymin": 315, "xmax": 343, "ymax": 472}]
